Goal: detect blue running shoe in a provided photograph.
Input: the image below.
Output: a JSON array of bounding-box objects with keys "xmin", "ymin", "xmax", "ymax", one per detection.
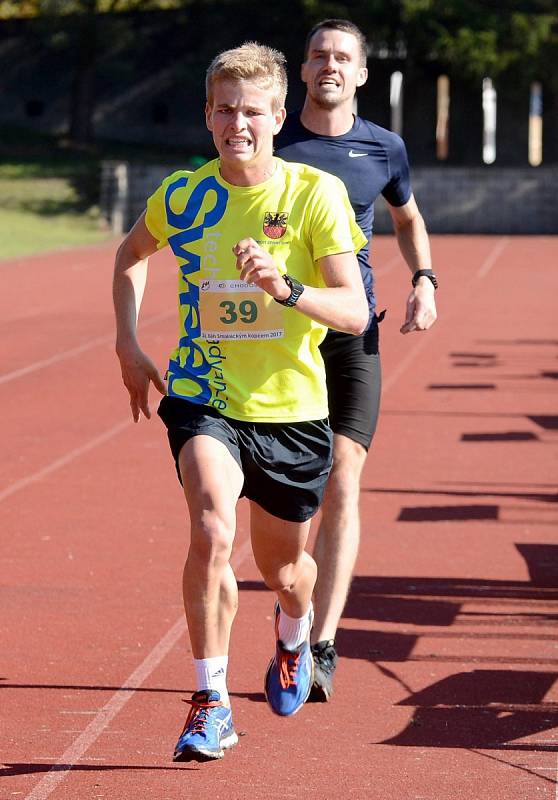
[
  {"xmin": 264, "ymin": 604, "xmax": 314, "ymax": 717},
  {"xmin": 173, "ymin": 690, "xmax": 238, "ymax": 762}
]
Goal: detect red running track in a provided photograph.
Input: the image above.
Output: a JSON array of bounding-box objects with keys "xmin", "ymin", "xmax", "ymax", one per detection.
[{"xmin": 1, "ymin": 235, "xmax": 557, "ymax": 799}]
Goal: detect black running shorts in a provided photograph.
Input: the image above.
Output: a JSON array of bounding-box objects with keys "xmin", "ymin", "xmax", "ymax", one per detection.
[
  {"xmin": 319, "ymin": 320, "xmax": 381, "ymax": 451},
  {"xmin": 157, "ymin": 395, "xmax": 333, "ymax": 523}
]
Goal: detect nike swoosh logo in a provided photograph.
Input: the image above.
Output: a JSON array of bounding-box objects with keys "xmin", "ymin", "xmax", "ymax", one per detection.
[{"xmin": 348, "ymin": 150, "xmax": 368, "ymax": 158}]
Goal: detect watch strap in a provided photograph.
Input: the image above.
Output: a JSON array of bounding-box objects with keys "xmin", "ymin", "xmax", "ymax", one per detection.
[
  {"xmin": 275, "ymin": 274, "xmax": 305, "ymax": 307},
  {"xmin": 412, "ymin": 269, "xmax": 438, "ymax": 290}
]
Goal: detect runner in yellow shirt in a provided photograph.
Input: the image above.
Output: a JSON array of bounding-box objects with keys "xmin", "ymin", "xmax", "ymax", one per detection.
[
  {"xmin": 113, "ymin": 41, "xmax": 368, "ymax": 762},
  {"xmin": 144, "ymin": 156, "xmax": 363, "ymax": 422}
]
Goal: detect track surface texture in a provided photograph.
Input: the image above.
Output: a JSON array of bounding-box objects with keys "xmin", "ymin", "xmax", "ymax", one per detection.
[{"xmin": 1, "ymin": 235, "xmax": 557, "ymax": 799}]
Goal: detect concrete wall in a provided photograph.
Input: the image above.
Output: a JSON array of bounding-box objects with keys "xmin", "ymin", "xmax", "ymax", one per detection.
[
  {"xmin": 101, "ymin": 161, "xmax": 558, "ymax": 236},
  {"xmin": 383, "ymin": 167, "xmax": 558, "ymax": 235}
]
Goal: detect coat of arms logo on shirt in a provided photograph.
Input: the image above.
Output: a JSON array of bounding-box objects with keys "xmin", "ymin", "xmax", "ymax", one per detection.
[{"xmin": 263, "ymin": 211, "xmax": 289, "ymax": 239}]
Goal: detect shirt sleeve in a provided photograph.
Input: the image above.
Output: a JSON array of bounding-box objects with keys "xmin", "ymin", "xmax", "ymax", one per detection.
[
  {"xmin": 306, "ymin": 174, "xmax": 367, "ymax": 261},
  {"xmin": 145, "ymin": 169, "xmax": 195, "ymax": 248},
  {"xmin": 145, "ymin": 181, "xmax": 169, "ymax": 249},
  {"xmin": 381, "ymin": 133, "xmax": 412, "ymax": 208}
]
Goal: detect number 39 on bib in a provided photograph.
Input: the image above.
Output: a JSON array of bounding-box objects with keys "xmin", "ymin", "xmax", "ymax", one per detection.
[{"xmin": 199, "ymin": 280, "xmax": 285, "ymax": 340}]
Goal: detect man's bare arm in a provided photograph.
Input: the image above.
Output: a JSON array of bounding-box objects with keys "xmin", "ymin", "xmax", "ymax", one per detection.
[
  {"xmin": 234, "ymin": 239, "xmax": 368, "ymax": 334},
  {"xmin": 388, "ymin": 194, "xmax": 437, "ymax": 334},
  {"xmin": 112, "ymin": 212, "xmax": 166, "ymax": 421},
  {"xmin": 305, "ymin": 251, "xmax": 369, "ymax": 334}
]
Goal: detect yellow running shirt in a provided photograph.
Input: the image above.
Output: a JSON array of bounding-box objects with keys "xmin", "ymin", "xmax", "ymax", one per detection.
[{"xmin": 145, "ymin": 157, "xmax": 366, "ymax": 422}]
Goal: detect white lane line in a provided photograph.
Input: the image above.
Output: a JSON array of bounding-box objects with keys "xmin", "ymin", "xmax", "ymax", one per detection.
[
  {"xmin": 382, "ymin": 334, "xmax": 432, "ymax": 395},
  {"xmin": 476, "ymin": 236, "xmax": 509, "ymax": 279},
  {"xmin": 0, "ymin": 419, "xmax": 131, "ymax": 503},
  {"xmin": 23, "ymin": 536, "xmax": 254, "ymax": 800},
  {"xmin": 383, "ymin": 237, "xmax": 508, "ymax": 395},
  {"xmin": 373, "ymin": 252, "xmax": 404, "ymax": 277},
  {"xmin": 0, "ymin": 243, "xmax": 115, "ymax": 271},
  {"xmin": 0, "ymin": 310, "xmax": 174, "ymax": 387},
  {"xmin": 0, "ymin": 334, "xmax": 115, "ymax": 385},
  {"xmin": 23, "ymin": 618, "xmax": 186, "ymax": 800}
]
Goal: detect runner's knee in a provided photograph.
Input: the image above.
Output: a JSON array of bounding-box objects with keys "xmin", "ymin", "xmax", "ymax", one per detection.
[
  {"xmin": 188, "ymin": 510, "xmax": 235, "ymax": 570},
  {"xmin": 329, "ymin": 445, "xmax": 366, "ymax": 495},
  {"xmin": 259, "ymin": 558, "xmax": 312, "ymax": 594}
]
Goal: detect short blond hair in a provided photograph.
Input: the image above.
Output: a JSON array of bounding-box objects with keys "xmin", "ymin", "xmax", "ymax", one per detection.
[{"xmin": 206, "ymin": 41, "xmax": 288, "ymax": 111}]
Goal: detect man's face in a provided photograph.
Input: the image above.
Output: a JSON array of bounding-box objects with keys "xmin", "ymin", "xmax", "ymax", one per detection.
[
  {"xmin": 301, "ymin": 29, "xmax": 367, "ymax": 110},
  {"xmin": 206, "ymin": 79, "xmax": 285, "ymax": 174}
]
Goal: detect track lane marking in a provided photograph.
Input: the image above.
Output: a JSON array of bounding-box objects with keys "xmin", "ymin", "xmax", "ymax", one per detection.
[
  {"xmin": 383, "ymin": 236, "xmax": 508, "ymax": 395},
  {"xmin": 23, "ymin": 619, "xmax": 186, "ymax": 800},
  {"xmin": 372, "ymin": 251, "xmax": 404, "ymax": 277},
  {"xmin": 23, "ymin": 536, "xmax": 253, "ymax": 800},
  {"xmin": 476, "ymin": 236, "xmax": 509, "ymax": 279},
  {"xmin": 0, "ymin": 419, "xmax": 132, "ymax": 503},
  {"xmin": 0, "ymin": 310, "xmax": 174, "ymax": 387}
]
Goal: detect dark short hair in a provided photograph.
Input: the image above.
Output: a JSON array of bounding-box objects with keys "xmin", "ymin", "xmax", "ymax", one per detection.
[{"xmin": 304, "ymin": 19, "xmax": 368, "ymax": 67}]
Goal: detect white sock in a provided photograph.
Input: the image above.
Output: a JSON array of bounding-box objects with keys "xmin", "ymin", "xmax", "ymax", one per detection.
[
  {"xmin": 277, "ymin": 602, "xmax": 313, "ymax": 650},
  {"xmin": 194, "ymin": 656, "xmax": 229, "ymax": 706}
]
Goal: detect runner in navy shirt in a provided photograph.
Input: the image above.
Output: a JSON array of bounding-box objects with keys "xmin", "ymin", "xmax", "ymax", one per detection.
[
  {"xmin": 275, "ymin": 19, "xmax": 438, "ymax": 702},
  {"xmin": 276, "ymin": 112, "xmax": 412, "ymax": 320}
]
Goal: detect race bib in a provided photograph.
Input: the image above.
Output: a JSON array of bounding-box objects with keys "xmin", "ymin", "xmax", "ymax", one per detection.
[{"xmin": 199, "ymin": 279, "xmax": 284, "ymax": 340}]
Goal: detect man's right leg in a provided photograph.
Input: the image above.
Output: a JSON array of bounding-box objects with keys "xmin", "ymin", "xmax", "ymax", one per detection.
[
  {"xmin": 309, "ymin": 434, "xmax": 367, "ymax": 701},
  {"xmin": 179, "ymin": 434, "xmax": 244, "ymax": 660},
  {"xmin": 174, "ymin": 434, "xmax": 244, "ymax": 761},
  {"xmin": 311, "ymin": 432, "xmax": 368, "ymax": 644}
]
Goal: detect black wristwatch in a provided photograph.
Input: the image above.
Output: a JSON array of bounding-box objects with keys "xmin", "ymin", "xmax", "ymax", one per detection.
[
  {"xmin": 412, "ymin": 269, "xmax": 438, "ymax": 290},
  {"xmin": 275, "ymin": 274, "xmax": 305, "ymax": 307}
]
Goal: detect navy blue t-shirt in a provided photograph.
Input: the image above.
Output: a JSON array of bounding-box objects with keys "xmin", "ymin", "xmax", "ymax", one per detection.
[{"xmin": 275, "ymin": 112, "xmax": 412, "ymax": 317}]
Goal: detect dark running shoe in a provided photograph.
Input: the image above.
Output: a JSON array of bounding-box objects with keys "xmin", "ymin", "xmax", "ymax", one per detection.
[
  {"xmin": 308, "ymin": 640, "xmax": 338, "ymax": 702},
  {"xmin": 173, "ymin": 690, "xmax": 238, "ymax": 762}
]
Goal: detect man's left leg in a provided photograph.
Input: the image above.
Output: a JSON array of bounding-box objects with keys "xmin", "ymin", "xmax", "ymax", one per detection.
[
  {"xmin": 310, "ymin": 324, "xmax": 381, "ymax": 700},
  {"xmin": 250, "ymin": 502, "xmax": 316, "ymax": 716},
  {"xmin": 309, "ymin": 434, "xmax": 367, "ymax": 701}
]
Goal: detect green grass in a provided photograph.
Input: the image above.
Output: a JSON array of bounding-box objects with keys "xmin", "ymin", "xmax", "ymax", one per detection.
[
  {"xmin": 0, "ymin": 205, "xmax": 110, "ymax": 260},
  {"xmin": 0, "ymin": 172, "xmax": 110, "ymax": 260},
  {"xmin": 0, "ymin": 127, "xmax": 207, "ymax": 261},
  {"xmin": 0, "ymin": 158, "xmax": 111, "ymax": 260}
]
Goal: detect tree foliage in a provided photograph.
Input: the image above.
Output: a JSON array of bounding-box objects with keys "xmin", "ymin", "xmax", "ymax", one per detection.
[
  {"xmin": 1, "ymin": 0, "xmax": 556, "ymax": 145},
  {"xmin": 399, "ymin": 1, "xmax": 557, "ymax": 85},
  {"xmin": 0, "ymin": 0, "xmax": 181, "ymax": 17},
  {"xmin": 300, "ymin": 1, "xmax": 557, "ymax": 86}
]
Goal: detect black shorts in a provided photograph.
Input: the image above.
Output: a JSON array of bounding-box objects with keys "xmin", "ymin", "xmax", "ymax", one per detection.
[
  {"xmin": 319, "ymin": 319, "xmax": 381, "ymax": 451},
  {"xmin": 157, "ymin": 395, "xmax": 333, "ymax": 523}
]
